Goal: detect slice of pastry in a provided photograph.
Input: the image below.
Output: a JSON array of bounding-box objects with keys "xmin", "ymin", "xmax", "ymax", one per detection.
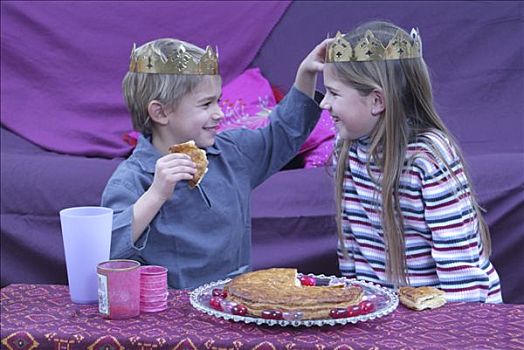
[
  {"xmin": 224, "ymin": 268, "xmax": 363, "ymax": 319},
  {"xmin": 168, "ymin": 140, "xmax": 208, "ymax": 188},
  {"xmin": 399, "ymin": 286, "xmax": 446, "ymax": 311}
]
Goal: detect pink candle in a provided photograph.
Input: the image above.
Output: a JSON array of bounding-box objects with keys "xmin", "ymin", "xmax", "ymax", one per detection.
[{"xmin": 97, "ymin": 259, "xmax": 141, "ymax": 319}]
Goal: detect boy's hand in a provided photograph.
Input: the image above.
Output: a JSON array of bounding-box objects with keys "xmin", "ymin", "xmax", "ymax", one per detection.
[
  {"xmin": 131, "ymin": 153, "xmax": 195, "ymax": 243},
  {"xmin": 294, "ymin": 38, "xmax": 333, "ymax": 98},
  {"xmin": 150, "ymin": 153, "xmax": 196, "ymax": 202},
  {"xmin": 300, "ymin": 38, "xmax": 332, "ymax": 74}
]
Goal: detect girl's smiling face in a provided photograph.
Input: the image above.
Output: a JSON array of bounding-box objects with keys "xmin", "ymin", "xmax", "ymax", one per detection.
[{"xmin": 320, "ymin": 65, "xmax": 382, "ymax": 140}]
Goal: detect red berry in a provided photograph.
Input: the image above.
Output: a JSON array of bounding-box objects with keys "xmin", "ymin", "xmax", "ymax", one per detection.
[
  {"xmin": 261, "ymin": 310, "xmax": 283, "ymax": 320},
  {"xmin": 209, "ymin": 296, "xmax": 223, "ymax": 311},
  {"xmin": 299, "ymin": 276, "xmax": 316, "ymax": 286},
  {"xmin": 231, "ymin": 304, "xmax": 248, "ymax": 316},
  {"xmin": 283, "ymin": 311, "xmax": 304, "ymax": 320},
  {"xmin": 347, "ymin": 304, "xmax": 363, "ymax": 317},
  {"xmin": 329, "ymin": 308, "xmax": 349, "ymax": 319},
  {"xmin": 212, "ymin": 288, "xmax": 228, "ymax": 298},
  {"xmin": 359, "ymin": 300, "xmax": 375, "ymax": 314}
]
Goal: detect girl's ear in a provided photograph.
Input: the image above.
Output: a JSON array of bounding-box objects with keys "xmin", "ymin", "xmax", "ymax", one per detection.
[
  {"xmin": 147, "ymin": 100, "xmax": 168, "ymax": 125},
  {"xmin": 370, "ymin": 89, "xmax": 385, "ymax": 116}
]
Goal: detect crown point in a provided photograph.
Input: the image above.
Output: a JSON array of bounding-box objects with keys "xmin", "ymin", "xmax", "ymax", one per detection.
[
  {"xmin": 204, "ymin": 45, "xmax": 217, "ymax": 59},
  {"xmin": 129, "ymin": 40, "xmax": 219, "ymax": 75},
  {"xmin": 326, "ymin": 27, "xmax": 422, "ymax": 63},
  {"xmin": 410, "ymin": 28, "xmax": 418, "ymax": 39}
]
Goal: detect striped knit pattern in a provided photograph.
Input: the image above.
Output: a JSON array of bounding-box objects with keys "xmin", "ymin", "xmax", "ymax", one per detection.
[{"xmin": 337, "ymin": 130, "xmax": 502, "ymax": 303}]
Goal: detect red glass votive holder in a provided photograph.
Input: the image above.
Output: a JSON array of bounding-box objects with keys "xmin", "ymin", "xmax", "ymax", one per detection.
[
  {"xmin": 141, "ymin": 265, "xmax": 168, "ymax": 276},
  {"xmin": 140, "ymin": 266, "xmax": 167, "ymax": 287},
  {"xmin": 97, "ymin": 259, "xmax": 141, "ymax": 319},
  {"xmin": 140, "ymin": 300, "xmax": 168, "ymax": 312},
  {"xmin": 140, "ymin": 291, "xmax": 168, "ymax": 302},
  {"xmin": 140, "ymin": 279, "xmax": 167, "ymax": 289},
  {"xmin": 140, "ymin": 265, "xmax": 168, "ymax": 313}
]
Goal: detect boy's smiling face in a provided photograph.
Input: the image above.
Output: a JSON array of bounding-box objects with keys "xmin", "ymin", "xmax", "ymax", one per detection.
[{"xmin": 165, "ymin": 76, "xmax": 223, "ymax": 148}]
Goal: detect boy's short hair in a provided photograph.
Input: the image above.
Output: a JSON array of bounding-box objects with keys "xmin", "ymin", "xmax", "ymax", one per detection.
[{"xmin": 122, "ymin": 38, "xmax": 214, "ymax": 135}]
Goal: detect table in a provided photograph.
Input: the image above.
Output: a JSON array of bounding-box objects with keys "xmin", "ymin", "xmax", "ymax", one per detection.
[{"xmin": 1, "ymin": 284, "xmax": 523, "ymax": 350}]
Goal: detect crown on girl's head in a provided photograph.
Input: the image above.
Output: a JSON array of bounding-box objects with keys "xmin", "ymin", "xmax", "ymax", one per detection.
[
  {"xmin": 129, "ymin": 43, "xmax": 219, "ymax": 75},
  {"xmin": 326, "ymin": 28, "xmax": 422, "ymax": 63}
]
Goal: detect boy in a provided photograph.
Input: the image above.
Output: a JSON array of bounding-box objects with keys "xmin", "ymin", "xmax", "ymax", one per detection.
[{"xmin": 102, "ymin": 38, "xmax": 329, "ymax": 289}]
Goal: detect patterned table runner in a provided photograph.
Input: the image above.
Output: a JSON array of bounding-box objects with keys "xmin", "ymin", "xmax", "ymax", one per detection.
[{"xmin": 1, "ymin": 284, "xmax": 523, "ymax": 350}]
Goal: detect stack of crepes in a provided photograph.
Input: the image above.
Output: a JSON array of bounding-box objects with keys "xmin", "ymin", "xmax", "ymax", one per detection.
[{"xmin": 224, "ymin": 268, "xmax": 363, "ymax": 319}]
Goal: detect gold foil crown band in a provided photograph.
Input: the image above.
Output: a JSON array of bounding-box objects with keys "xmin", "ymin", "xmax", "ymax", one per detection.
[
  {"xmin": 326, "ymin": 28, "xmax": 422, "ymax": 63},
  {"xmin": 129, "ymin": 43, "xmax": 219, "ymax": 75}
]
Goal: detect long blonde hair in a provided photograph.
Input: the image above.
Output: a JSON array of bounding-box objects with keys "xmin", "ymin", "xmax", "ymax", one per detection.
[{"xmin": 333, "ymin": 21, "xmax": 491, "ymax": 287}]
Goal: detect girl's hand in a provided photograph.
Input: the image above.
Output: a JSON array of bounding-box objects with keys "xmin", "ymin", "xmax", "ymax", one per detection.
[{"xmin": 149, "ymin": 153, "xmax": 196, "ymax": 202}]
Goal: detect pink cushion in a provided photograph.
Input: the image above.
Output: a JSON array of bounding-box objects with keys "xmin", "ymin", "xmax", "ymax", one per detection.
[
  {"xmin": 301, "ymin": 111, "xmax": 335, "ymax": 168},
  {"xmin": 217, "ymin": 67, "xmax": 335, "ymax": 167},
  {"xmin": 217, "ymin": 68, "xmax": 275, "ymax": 132}
]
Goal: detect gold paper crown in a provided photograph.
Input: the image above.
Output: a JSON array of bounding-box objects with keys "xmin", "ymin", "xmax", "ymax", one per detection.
[
  {"xmin": 326, "ymin": 28, "xmax": 422, "ymax": 62},
  {"xmin": 129, "ymin": 43, "xmax": 219, "ymax": 75}
]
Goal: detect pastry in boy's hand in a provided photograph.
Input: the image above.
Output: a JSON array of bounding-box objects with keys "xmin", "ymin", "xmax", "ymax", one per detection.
[
  {"xmin": 398, "ymin": 286, "xmax": 446, "ymax": 311},
  {"xmin": 168, "ymin": 140, "xmax": 208, "ymax": 188}
]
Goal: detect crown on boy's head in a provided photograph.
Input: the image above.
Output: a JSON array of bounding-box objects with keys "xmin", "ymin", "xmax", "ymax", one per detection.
[
  {"xmin": 326, "ymin": 28, "xmax": 422, "ymax": 63},
  {"xmin": 129, "ymin": 43, "xmax": 219, "ymax": 75}
]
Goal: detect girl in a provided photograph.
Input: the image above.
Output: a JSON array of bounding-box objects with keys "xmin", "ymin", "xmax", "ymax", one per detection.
[{"xmin": 321, "ymin": 21, "xmax": 502, "ymax": 303}]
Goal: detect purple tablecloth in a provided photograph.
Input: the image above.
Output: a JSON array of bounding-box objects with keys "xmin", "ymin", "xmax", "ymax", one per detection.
[{"xmin": 1, "ymin": 284, "xmax": 523, "ymax": 350}]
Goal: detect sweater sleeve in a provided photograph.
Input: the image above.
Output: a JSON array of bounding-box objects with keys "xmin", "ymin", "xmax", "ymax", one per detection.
[
  {"xmin": 338, "ymin": 215, "xmax": 357, "ymax": 278},
  {"xmin": 220, "ymin": 86, "xmax": 321, "ymax": 189},
  {"xmin": 420, "ymin": 140, "xmax": 494, "ymax": 302},
  {"xmin": 101, "ymin": 178, "xmax": 150, "ymax": 260}
]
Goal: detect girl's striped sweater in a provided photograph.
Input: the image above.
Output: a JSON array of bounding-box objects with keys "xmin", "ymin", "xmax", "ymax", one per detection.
[{"xmin": 337, "ymin": 130, "xmax": 502, "ymax": 303}]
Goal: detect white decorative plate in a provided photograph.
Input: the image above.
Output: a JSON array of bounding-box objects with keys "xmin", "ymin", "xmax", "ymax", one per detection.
[{"xmin": 190, "ymin": 273, "xmax": 398, "ymax": 327}]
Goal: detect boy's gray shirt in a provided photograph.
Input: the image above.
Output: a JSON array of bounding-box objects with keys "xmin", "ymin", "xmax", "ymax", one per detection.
[{"xmin": 101, "ymin": 87, "xmax": 321, "ymax": 289}]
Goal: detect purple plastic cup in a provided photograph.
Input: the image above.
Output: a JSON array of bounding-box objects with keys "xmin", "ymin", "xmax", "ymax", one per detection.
[
  {"xmin": 97, "ymin": 259, "xmax": 141, "ymax": 319},
  {"xmin": 60, "ymin": 206, "xmax": 112, "ymax": 304}
]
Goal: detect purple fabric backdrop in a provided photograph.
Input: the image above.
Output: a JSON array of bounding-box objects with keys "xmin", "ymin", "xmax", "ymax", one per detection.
[
  {"xmin": 0, "ymin": 1, "xmax": 290, "ymax": 157},
  {"xmin": 251, "ymin": 1, "xmax": 524, "ymax": 157}
]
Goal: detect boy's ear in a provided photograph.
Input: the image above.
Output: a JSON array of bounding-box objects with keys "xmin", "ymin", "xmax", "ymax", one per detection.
[
  {"xmin": 370, "ymin": 89, "xmax": 385, "ymax": 116},
  {"xmin": 147, "ymin": 100, "xmax": 168, "ymax": 125}
]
